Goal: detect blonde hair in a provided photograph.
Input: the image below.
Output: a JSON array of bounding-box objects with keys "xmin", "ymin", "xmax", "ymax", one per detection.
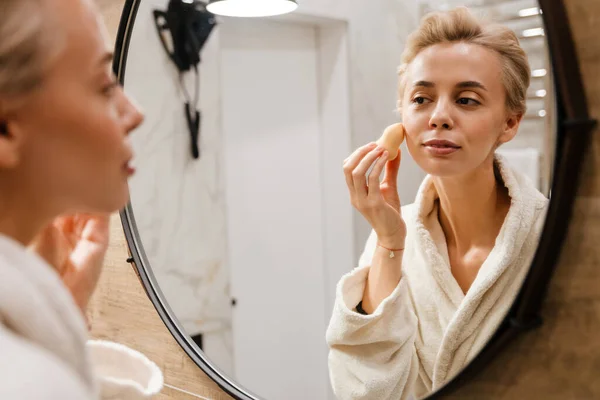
[
  {"xmin": 398, "ymin": 7, "xmax": 531, "ymax": 116},
  {"xmin": 0, "ymin": 0, "xmax": 64, "ymax": 101}
]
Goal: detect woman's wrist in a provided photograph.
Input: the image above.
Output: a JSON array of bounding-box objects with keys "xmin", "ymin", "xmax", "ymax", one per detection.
[{"xmin": 377, "ymin": 234, "xmax": 405, "ymax": 250}]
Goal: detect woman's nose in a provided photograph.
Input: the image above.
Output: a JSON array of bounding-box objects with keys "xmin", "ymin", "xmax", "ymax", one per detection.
[
  {"xmin": 429, "ymin": 99, "xmax": 454, "ymax": 130},
  {"xmin": 120, "ymin": 92, "xmax": 145, "ymax": 135}
]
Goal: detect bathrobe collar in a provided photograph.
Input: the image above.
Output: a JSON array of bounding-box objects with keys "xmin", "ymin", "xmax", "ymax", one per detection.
[{"xmin": 408, "ymin": 154, "xmax": 547, "ymax": 385}]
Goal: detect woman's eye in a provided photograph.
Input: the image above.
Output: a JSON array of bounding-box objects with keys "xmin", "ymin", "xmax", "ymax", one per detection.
[
  {"xmin": 102, "ymin": 81, "xmax": 119, "ymax": 96},
  {"xmin": 412, "ymin": 97, "xmax": 429, "ymax": 105},
  {"xmin": 457, "ymin": 97, "xmax": 479, "ymax": 105}
]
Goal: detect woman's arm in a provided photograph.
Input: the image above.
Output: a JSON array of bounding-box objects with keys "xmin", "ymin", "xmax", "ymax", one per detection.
[
  {"xmin": 31, "ymin": 215, "xmax": 164, "ymax": 398},
  {"xmin": 361, "ymin": 234, "xmax": 405, "ymax": 313},
  {"xmin": 326, "ymin": 230, "xmax": 419, "ymax": 400},
  {"xmin": 342, "ymin": 141, "xmax": 407, "ymax": 313},
  {"xmin": 329, "ymin": 137, "xmax": 417, "ymax": 399}
]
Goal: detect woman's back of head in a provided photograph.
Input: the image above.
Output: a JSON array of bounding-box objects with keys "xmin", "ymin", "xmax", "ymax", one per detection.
[
  {"xmin": 0, "ymin": 0, "xmax": 65, "ymax": 101},
  {"xmin": 0, "ymin": 0, "xmax": 143, "ymax": 245}
]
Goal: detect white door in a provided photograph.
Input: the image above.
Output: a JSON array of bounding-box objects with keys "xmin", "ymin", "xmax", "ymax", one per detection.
[{"xmin": 220, "ymin": 18, "xmax": 329, "ymax": 400}]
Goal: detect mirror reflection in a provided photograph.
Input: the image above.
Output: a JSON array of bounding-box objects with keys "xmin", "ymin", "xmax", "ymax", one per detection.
[{"xmin": 123, "ymin": 0, "xmax": 554, "ymax": 399}]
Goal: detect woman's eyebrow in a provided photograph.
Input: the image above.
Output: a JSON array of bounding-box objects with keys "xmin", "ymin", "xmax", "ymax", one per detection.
[
  {"xmin": 456, "ymin": 81, "xmax": 487, "ymax": 91},
  {"xmin": 98, "ymin": 51, "xmax": 114, "ymax": 66},
  {"xmin": 413, "ymin": 80, "xmax": 434, "ymax": 88},
  {"xmin": 411, "ymin": 80, "xmax": 488, "ymax": 91}
]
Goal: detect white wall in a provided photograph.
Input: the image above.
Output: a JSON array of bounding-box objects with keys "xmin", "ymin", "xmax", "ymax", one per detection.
[
  {"xmin": 219, "ymin": 19, "xmax": 331, "ymax": 400},
  {"xmin": 286, "ymin": 0, "xmax": 426, "ymax": 257}
]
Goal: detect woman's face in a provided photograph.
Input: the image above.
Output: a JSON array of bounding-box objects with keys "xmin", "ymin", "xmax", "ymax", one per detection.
[
  {"xmin": 400, "ymin": 42, "xmax": 521, "ymax": 178},
  {"xmin": 2, "ymin": 0, "xmax": 143, "ymax": 215}
]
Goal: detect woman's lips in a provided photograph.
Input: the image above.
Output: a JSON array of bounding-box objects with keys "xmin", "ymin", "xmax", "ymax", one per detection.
[
  {"xmin": 422, "ymin": 139, "xmax": 460, "ymax": 156},
  {"xmin": 124, "ymin": 160, "xmax": 136, "ymax": 176}
]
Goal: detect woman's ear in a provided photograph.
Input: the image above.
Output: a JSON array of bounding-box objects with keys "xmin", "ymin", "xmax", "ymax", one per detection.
[
  {"xmin": 0, "ymin": 110, "xmax": 22, "ymax": 169},
  {"xmin": 497, "ymin": 112, "xmax": 522, "ymax": 146},
  {"xmin": 395, "ymin": 99, "xmax": 403, "ymax": 118}
]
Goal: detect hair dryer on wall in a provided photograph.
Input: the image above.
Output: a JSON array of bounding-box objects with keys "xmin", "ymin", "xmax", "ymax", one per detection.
[{"xmin": 153, "ymin": 0, "xmax": 217, "ymax": 159}]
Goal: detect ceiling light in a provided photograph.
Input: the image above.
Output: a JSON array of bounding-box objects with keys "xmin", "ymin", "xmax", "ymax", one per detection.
[{"xmin": 206, "ymin": 0, "xmax": 298, "ymax": 17}]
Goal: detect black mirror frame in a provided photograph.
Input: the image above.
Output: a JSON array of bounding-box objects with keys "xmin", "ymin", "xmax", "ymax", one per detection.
[{"xmin": 114, "ymin": 0, "xmax": 597, "ymax": 398}]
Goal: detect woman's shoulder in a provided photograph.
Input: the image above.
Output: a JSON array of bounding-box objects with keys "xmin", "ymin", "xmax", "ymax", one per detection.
[{"xmin": 0, "ymin": 324, "xmax": 93, "ymax": 399}]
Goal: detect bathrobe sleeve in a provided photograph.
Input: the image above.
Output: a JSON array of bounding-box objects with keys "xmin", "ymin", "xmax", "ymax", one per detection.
[
  {"xmin": 1, "ymin": 326, "xmax": 93, "ymax": 400},
  {"xmin": 326, "ymin": 230, "xmax": 420, "ymax": 400},
  {"xmin": 87, "ymin": 340, "xmax": 164, "ymax": 399}
]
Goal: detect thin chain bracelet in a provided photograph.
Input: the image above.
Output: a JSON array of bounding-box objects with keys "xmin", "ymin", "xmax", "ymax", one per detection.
[{"xmin": 377, "ymin": 242, "xmax": 405, "ymax": 259}]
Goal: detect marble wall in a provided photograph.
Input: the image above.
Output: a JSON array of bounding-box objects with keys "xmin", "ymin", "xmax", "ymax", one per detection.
[{"xmin": 124, "ymin": 0, "xmax": 234, "ymax": 373}]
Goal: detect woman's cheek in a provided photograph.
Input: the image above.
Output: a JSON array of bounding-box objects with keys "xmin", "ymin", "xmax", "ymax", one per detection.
[
  {"xmin": 402, "ymin": 116, "xmax": 423, "ymax": 144},
  {"xmin": 404, "ymin": 132, "xmax": 423, "ymax": 162}
]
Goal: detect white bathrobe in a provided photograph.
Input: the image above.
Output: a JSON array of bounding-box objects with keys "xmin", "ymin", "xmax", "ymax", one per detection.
[
  {"xmin": 0, "ymin": 233, "xmax": 164, "ymax": 399},
  {"xmin": 326, "ymin": 155, "xmax": 549, "ymax": 400}
]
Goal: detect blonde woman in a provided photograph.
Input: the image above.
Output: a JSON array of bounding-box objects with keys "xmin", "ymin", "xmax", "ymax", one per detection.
[
  {"xmin": 0, "ymin": 0, "xmax": 163, "ymax": 398},
  {"xmin": 327, "ymin": 7, "xmax": 548, "ymax": 400}
]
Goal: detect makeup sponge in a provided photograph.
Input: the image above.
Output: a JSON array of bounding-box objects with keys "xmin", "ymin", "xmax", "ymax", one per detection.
[{"xmin": 376, "ymin": 123, "xmax": 405, "ymax": 161}]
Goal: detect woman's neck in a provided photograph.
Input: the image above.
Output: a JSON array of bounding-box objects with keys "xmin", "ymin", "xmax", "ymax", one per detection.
[
  {"xmin": 433, "ymin": 158, "xmax": 511, "ymax": 254},
  {"xmin": 0, "ymin": 185, "xmax": 52, "ymax": 246}
]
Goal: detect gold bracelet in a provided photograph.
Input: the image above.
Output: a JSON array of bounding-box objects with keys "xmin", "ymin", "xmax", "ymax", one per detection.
[{"xmin": 377, "ymin": 242, "xmax": 404, "ymax": 259}]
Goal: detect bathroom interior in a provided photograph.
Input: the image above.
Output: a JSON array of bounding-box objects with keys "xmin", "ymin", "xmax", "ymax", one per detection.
[{"xmin": 91, "ymin": 0, "xmax": 600, "ymax": 399}]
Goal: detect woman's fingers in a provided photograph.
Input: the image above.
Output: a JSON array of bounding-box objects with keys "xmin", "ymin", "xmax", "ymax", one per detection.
[
  {"xmin": 382, "ymin": 148, "xmax": 401, "ymax": 188},
  {"xmin": 367, "ymin": 150, "xmax": 389, "ymax": 200},
  {"xmin": 343, "ymin": 142, "xmax": 377, "ymax": 193},
  {"xmin": 352, "ymin": 146, "xmax": 385, "ymax": 197},
  {"xmin": 30, "ymin": 224, "xmax": 65, "ymax": 273},
  {"xmin": 343, "ymin": 142, "xmax": 378, "ymax": 166},
  {"xmin": 79, "ymin": 214, "xmax": 110, "ymax": 246}
]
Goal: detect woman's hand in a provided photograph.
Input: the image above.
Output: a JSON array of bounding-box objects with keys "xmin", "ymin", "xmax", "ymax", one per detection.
[
  {"xmin": 343, "ymin": 142, "xmax": 406, "ymax": 248},
  {"xmin": 30, "ymin": 214, "xmax": 110, "ymax": 316}
]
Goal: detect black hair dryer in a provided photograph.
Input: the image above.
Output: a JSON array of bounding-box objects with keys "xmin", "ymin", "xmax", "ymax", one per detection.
[{"xmin": 153, "ymin": 0, "xmax": 217, "ymax": 159}]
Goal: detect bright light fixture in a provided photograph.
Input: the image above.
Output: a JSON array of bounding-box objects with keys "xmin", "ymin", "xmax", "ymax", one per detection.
[
  {"xmin": 206, "ymin": 0, "xmax": 298, "ymax": 17},
  {"xmin": 522, "ymin": 27, "xmax": 544, "ymax": 37},
  {"xmin": 518, "ymin": 7, "xmax": 540, "ymax": 17}
]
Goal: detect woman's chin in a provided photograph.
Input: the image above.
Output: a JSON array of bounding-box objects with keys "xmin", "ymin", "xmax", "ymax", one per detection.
[
  {"xmin": 416, "ymin": 158, "xmax": 465, "ymax": 177},
  {"xmin": 84, "ymin": 188, "xmax": 131, "ymax": 215},
  {"xmin": 112, "ymin": 187, "xmax": 131, "ymax": 211}
]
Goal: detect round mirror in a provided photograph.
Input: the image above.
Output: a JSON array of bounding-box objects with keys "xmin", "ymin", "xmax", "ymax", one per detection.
[{"xmin": 114, "ymin": 0, "xmax": 593, "ymax": 398}]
